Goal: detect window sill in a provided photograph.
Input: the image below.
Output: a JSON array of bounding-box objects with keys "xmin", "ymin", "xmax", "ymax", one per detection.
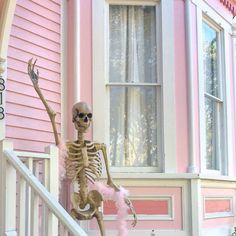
[{"xmin": 100, "ymin": 172, "xmax": 236, "ymax": 182}]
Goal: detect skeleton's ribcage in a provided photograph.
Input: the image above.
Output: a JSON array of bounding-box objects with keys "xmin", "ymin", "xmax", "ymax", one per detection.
[{"xmin": 66, "ymin": 141, "xmax": 102, "ymax": 183}]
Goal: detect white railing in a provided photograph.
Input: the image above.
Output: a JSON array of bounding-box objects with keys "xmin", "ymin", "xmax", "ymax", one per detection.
[{"xmin": 0, "ymin": 139, "xmax": 87, "ymax": 236}]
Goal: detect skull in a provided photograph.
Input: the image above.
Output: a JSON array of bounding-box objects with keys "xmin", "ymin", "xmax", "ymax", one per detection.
[{"xmin": 72, "ymin": 102, "xmax": 92, "ymax": 133}]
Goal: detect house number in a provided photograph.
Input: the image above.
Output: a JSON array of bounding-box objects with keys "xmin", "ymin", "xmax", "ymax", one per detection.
[{"xmin": 0, "ymin": 76, "xmax": 5, "ymax": 120}]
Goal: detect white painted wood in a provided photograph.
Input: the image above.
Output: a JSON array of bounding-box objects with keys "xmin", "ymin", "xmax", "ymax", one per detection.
[
  {"xmin": 19, "ymin": 177, "xmax": 26, "ymax": 236},
  {"xmin": 4, "ymin": 142, "xmax": 16, "ymax": 234},
  {"xmin": 31, "ymin": 162, "xmax": 39, "ymax": 236},
  {"xmin": 25, "ymin": 158, "xmax": 33, "ymax": 236},
  {"xmin": 5, "ymin": 231, "xmax": 17, "ymax": 236},
  {"xmin": 87, "ymin": 230, "xmax": 187, "ymax": 236},
  {"xmin": 185, "ymin": 0, "xmax": 197, "ymax": 173},
  {"xmin": 0, "ymin": 0, "xmax": 17, "ymax": 58},
  {"xmin": 223, "ymin": 30, "xmax": 233, "ymax": 176},
  {"xmin": 190, "ymin": 179, "xmax": 201, "ymax": 236},
  {"xmin": 0, "ymin": 140, "xmax": 15, "ymax": 235},
  {"xmin": 196, "ymin": 0, "xmax": 232, "ymax": 176},
  {"xmin": 15, "ymin": 151, "xmax": 50, "ymax": 159},
  {"xmin": 161, "ymin": 0, "xmax": 176, "ymax": 173},
  {"xmin": 4, "ymin": 149, "xmax": 87, "ymax": 236},
  {"xmin": 233, "ymin": 25, "xmax": 236, "ymax": 152},
  {"xmin": 45, "ymin": 145, "xmax": 59, "ymax": 235},
  {"xmin": 0, "ymin": 58, "xmax": 6, "ymax": 141}
]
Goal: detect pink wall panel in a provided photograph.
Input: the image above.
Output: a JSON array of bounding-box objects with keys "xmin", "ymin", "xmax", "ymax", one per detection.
[
  {"xmin": 6, "ymin": 0, "xmax": 61, "ymax": 152},
  {"xmin": 205, "ymin": 199, "xmax": 231, "ymax": 213},
  {"xmin": 104, "ymin": 199, "xmax": 169, "ymax": 215},
  {"xmin": 90, "ymin": 186, "xmax": 182, "ymax": 231},
  {"xmin": 202, "ymin": 187, "xmax": 236, "ymax": 228}
]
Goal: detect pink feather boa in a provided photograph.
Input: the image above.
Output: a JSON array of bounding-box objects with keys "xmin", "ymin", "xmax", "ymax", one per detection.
[{"xmin": 90, "ymin": 181, "xmax": 129, "ymax": 236}]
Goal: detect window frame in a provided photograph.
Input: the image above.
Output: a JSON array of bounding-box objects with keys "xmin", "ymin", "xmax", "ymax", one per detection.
[
  {"xmin": 92, "ymin": 0, "xmax": 176, "ymax": 173},
  {"xmin": 196, "ymin": 0, "xmax": 233, "ymax": 175}
]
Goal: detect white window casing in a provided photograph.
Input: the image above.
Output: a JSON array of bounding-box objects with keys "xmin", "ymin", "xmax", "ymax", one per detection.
[
  {"xmin": 195, "ymin": 0, "xmax": 233, "ymax": 175},
  {"xmin": 92, "ymin": 0, "xmax": 176, "ymax": 173}
]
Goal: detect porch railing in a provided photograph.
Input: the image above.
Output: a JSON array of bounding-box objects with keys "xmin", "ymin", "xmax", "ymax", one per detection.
[{"xmin": 0, "ymin": 139, "xmax": 87, "ymax": 236}]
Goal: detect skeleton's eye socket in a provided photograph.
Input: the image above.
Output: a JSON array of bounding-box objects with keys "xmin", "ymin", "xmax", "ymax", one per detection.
[
  {"xmin": 78, "ymin": 113, "xmax": 85, "ymax": 118},
  {"xmin": 87, "ymin": 113, "xmax": 92, "ymax": 119}
]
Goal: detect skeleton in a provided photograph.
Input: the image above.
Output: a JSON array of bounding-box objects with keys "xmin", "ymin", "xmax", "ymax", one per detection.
[{"xmin": 27, "ymin": 59, "xmax": 137, "ymax": 235}]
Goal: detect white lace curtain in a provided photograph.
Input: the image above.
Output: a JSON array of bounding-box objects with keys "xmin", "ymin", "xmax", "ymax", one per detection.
[{"xmin": 109, "ymin": 5, "xmax": 159, "ymax": 167}]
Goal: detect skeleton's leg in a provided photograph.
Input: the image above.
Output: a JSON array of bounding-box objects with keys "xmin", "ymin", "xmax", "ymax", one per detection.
[
  {"xmin": 71, "ymin": 192, "xmax": 92, "ymax": 220},
  {"xmin": 94, "ymin": 211, "xmax": 105, "ymax": 236},
  {"xmin": 71, "ymin": 192, "xmax": 80, "ymax": 209}
]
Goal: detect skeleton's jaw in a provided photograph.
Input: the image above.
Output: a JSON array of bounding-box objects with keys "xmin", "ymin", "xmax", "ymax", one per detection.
[{"xmin": 74, "ymin": 122, "xmax": 90, "ymax": 133}]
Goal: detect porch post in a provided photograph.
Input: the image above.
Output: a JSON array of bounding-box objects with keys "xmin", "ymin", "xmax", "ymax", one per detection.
[
  {"xmin": 0, "ymin": 0, "xmax": 17, "ymax": 141},
  {"xmin": 0, "ymin": 140, "xmax": 16, "ymax": 236}
]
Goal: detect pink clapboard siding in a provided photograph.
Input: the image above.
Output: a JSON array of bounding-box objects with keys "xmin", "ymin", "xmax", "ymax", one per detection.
[{"xmin": 6, "ymin": 0, "xmax": 61, "ymax": 152}]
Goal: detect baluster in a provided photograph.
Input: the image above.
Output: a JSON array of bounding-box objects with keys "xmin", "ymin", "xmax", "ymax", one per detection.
[{"xmin": 19, "ymin": 176, "xmax": 26, "ymax": 236}]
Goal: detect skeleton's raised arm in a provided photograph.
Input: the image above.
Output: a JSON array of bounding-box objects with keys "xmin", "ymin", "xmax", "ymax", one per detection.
[
  {"xmin": 94, "ymin": 142, "xmax": 137, "ymax": 227},
  {"xmin": 27, "ymin": 58, "xmax": 59, "ymax": 145}
]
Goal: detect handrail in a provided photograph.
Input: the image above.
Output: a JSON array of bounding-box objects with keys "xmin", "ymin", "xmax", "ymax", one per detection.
[{"xmin": 4, "ymin": 150, "xmax": 87, "ymax": 236}]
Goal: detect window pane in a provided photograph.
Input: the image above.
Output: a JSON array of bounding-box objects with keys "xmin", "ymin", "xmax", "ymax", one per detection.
[
  {"xmin": 109, "ymin": 86, "xmax": 159, "ymax": 167},
  {"xmin": 205, "ymin": 97, "xmax": 219, "ymax": 170},
  {"xmin": 109, "ymin": 5, "xmax": 157, "ymax": 83},
  {"xmin": 202, "ymin": 22, "xmax": 219, "ymax": 97}
]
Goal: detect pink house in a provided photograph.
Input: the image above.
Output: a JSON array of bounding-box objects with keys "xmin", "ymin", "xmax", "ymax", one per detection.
[{"xmin": 0, "ymin": 0, "xmax": 236, "ymax": 235}]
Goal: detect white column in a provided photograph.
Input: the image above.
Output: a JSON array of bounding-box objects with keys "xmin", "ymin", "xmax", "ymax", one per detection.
[{"xmin": 185, "ymin": 0, "xmax": 197, "ymax": 173}]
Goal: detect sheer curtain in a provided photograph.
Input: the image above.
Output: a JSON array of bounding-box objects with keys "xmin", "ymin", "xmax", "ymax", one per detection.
[{"xmin": 109, "ymin": 5, "xmax": 158, "ymax": 167}]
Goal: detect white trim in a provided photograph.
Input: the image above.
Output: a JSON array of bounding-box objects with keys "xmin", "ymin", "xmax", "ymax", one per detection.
[
  {"xmin": 161, "ymin": 0, "xmax": 176, "ymax": 173},
  {"xmin": 93, "ymin": 0, "xmax": 176, "ymax": 172},
  {"xmin": 61, "ymin": 0, "xmax": 68, "ymax": 140},
  {"xmin": 104, "ymin": 195, "xmax": 174, "ymax": 221},
  {"xmin": 196, "ymin": 1, "xmax": 231, "ymax": 175},
  {"xmin": 185, "ymin": 0, "xmax": 197, "ymax": 173},
  {"xmin": 107, "ymin": 0, "xmax": 159, "ymax": 5},
  {"xmin": 203, "ymin": 196, "xmax": 234, "ymax": 219},
  {"xmin": 190, "ymin": 179, "xmax": 201, "ymax": 236},
  {"xmin": 0, "ymin": 0, "xmax": 17, "ymax": 141},
  {"xmin": 223, "ymin": 29, "xmax": 233, "ymax": 176},
  {"xmin": 0, "ymin": 58, "xmax": 6, "ymax": 141},
  {"xmin": 233, "ymin": 25, "xmax": 236, "ymax": 137},
  {"xmin": 87, "ymin": 230, "xmax": 187, "ymax": 236},
  {"xmin": 0, "ymin": 0, "xmax": 17, "ymax": 59},
  {"xmin": 192, "ymin": 0, "xmax": 233, "ymax": 30},
  {"xmin": 93, "ymin": 0, "xmax": 106, "ymax": 143}
]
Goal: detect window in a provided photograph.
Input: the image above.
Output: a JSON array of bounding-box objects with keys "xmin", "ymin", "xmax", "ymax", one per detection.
[
  {"xmin": 93, "ymin": 0, "xmax": 176, "ymax": 173},
  {"xmin": 202, "ymin": 19, "xmax": 224, "ymax": 171},
  {"xmin": 108, "ymin": 5, "xmax": 161, "ymax": 168}
]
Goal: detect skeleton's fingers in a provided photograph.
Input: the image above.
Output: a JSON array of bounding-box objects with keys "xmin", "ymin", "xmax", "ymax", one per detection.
[
  {"xmin": 32, "ymin": 59, "xmax": 37, "ymax": 71},
  {"xmin": 27, "ymin": 58, "xmax": 33, "ymax": 75}
]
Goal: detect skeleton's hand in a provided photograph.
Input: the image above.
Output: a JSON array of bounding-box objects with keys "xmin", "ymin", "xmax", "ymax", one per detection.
[
  {"xmin": 124, "ymin": 197, "xmax": 137, "ymax": 227},
  {"xmin": 27, "ymin": 58, "xmax": 39, "ymax": 86},
  {"xmin": 107, "ymin": 179, "xmax": 120, "ymax": 192},
  {"xmin": 107, "ymin": 180, "xmax": 137, "ymax": 227}
]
